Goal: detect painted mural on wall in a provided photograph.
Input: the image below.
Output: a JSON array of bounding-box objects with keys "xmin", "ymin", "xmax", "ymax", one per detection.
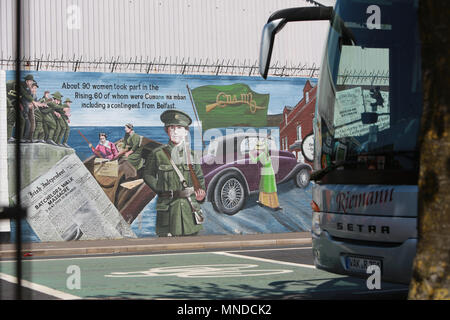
[{"xmin": 4, "ymin": 70, "xmax": 317, "ymax": 242}]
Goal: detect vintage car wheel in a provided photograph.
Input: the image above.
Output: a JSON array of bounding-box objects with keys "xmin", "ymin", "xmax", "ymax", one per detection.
[
  {"xmin": 213, "ymin": 172, "xmax": 246, "ymax": 215},
  {"xmin": 294, "ymin": 168, "xmax": 310, "ymax": 188}
]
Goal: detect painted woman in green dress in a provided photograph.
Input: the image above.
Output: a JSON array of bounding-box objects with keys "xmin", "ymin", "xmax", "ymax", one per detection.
[
  {"xmin": 117, "ymin": 124, "xmax": 144, "ymax": 168},
  {"xmin": 249, "ymin": 138, "xmax": 281, "ymax": 210}
]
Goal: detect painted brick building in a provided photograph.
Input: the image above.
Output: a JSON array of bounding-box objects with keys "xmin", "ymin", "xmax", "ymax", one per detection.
[{"xmin": 279, "ymin": 80, "xmax": 317, "ymax": 164}]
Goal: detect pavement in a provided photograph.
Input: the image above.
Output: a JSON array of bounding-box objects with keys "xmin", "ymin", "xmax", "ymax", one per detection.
[{"xmin": 0, "ymin": 232, "xmax": 312, "ymax": 258}]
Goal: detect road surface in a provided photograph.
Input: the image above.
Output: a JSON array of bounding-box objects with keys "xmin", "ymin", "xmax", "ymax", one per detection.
[{"xmin": 0, "ymin": 244, "xmax": 409, "ymax": 300}]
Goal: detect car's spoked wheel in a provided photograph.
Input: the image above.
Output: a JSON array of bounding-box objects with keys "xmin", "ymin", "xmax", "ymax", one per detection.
[
  {"xmin": 294, "ymin": 168, "xmax": 310, "ymax": 188},
  {"xmin": 213, "ymin": 173, "xmax": 246, "ymax": 215},
  {"xmin": 221, "ymin": 178, "xmax": 243, "ymax": 211}
]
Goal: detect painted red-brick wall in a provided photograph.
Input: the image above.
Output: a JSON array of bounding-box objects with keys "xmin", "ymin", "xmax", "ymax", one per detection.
[{"xmin": 279, "ymin": 80, "xmax": 317, "ymax": 164}]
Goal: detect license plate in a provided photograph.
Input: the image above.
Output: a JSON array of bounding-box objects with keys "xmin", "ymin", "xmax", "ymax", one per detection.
[{"xmin": 345, "ymin": 255, "xmax": 382, "ymax": 274}]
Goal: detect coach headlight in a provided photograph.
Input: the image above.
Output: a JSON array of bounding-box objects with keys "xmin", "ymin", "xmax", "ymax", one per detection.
[{"xmin": 311, "ymin": 211, "xmax": 321, "ymax": 237}]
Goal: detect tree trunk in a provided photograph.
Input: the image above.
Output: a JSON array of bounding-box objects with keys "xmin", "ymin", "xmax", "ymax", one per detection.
[{"xmin": 408, "ymin": 0, "xmax": 450, "ymax": 300}]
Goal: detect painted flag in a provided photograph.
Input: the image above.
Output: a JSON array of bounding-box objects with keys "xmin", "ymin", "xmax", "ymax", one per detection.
[{"xmin": 190, "ymin": 83, "xmax": 270, "ymax": 131}]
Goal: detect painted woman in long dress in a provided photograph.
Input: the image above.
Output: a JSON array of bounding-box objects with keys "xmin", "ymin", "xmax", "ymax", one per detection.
[{"xmin": 249, "ymin": 138, "xmax": 281, "ymax": 210}]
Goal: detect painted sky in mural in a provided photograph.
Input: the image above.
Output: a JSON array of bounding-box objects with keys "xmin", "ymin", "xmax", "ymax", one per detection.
[{"xmin": 8, "ymin": 71, "xmax": 314, "ymax": 127}]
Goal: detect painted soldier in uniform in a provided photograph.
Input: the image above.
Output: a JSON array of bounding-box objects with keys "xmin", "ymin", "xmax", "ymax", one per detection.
[
  {"xmin": 7, "ymin": 76, "xmax": 34, "ymax": 142},
  {"xmin": 38, "ymin": 91, "xmax": 52, "ymax": 143},
  {"xmin": 143, "ymin": 110, "xmax": 206, "ymax": 237},
  {"xmin": 41, "ymin": 91, "xmax": 63, "ymax": 146},
  {"xmin": 29, "ymin": 81, "xmax": 49, "ymax": 143},
  {"xmin": 6, "ymin": 77, "xmax": 39, "ymax": 142},
  {"xmin": 40, "ymin": 91, "xmax": 52, "ymax": 103},
  {"xmin": 61, "ymin": 98, "xmax": 72, "ymax": 147},
  {"xmin": 19, "ymin": 74, "xmax": 36, "ymax": 142},
  {"xmin": 51, "ymin": 94, "xmax": 67, "ymax": 146},
  {"xmin": 55, "ymin": 98, "xmax": 72, "ymax": 147},
  {"xmin": 6, "ymin": 80, "xmax": 20, "ymax": 142}
]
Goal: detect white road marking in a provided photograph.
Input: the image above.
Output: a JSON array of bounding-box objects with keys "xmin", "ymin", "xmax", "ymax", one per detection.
[
  {"xmin": 214, "ymin": 251, "xmax": 316, "ymax": 269},
  {"xmin": 0, "ymin": 247, "xmax": 314, "ymax": 297},
  {"xmin": 0, "ymin": 272, "xmax": 80, "ymax": 300},
  {"xmin": 226, "ymin": 246, "xmax": 312, "ymax": 253},
  {"xmin": 105, "ymin": 264, "xmax": 293, "ymax": 278}
]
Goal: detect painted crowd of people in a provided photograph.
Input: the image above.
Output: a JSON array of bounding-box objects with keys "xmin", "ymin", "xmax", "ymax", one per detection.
[{"xmin": 6, "ymin": 74, "xmax": 72, "ymax": 148}]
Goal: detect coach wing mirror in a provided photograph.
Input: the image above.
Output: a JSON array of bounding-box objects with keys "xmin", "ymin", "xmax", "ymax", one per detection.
[
  {"xmin": 259, "ymin": 6, "xmax": 334, "ymax": 79},
  {"xmin": 259, "ymin": 6, "xmax": 357, "ymax": 79},
  {"xmin": 259, "ymin": 19, "xmax": 287, "ymax": 79}
]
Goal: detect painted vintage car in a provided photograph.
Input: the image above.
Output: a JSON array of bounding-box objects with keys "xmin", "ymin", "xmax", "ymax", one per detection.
[{"xmin": 201, "ymin": 132, "xmax": 312, "ymax": 215}]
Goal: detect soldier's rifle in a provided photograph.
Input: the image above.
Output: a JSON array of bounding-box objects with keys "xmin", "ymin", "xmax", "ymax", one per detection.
[
  {"xmin": 183, "ymin": 139, "xmax": 202, "ymax": 193},
  {"xmin": 186, "ymin": 84, "xmax": 205, "ymax": 149}
]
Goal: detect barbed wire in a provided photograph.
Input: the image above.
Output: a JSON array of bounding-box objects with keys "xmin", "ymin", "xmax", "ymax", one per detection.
[
  {"xmin": 1, "ymin": 56, "xmax": 390, "ymax": 85},
  {"xmin": 0, "ymin": 56, "xmax": 320, "ymax": 78},
  {"xmin": 337, "ymin": 69, "xmax": 390, "ymax": 86}
]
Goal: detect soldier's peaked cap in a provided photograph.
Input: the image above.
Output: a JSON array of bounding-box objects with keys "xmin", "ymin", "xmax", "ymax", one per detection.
[
  {"xmin": 24, "ymin": 74, "xmax": 34, "ymax": 81},
  {"xmin": 160, "ymin": 109, "xmax": 192, "ymax": 127},
  {"xmin": 52, "ymin": 91, "xmax": 63, "ymax": 100}
]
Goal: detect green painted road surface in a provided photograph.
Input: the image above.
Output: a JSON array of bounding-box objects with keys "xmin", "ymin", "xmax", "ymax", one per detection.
[{"xmin": 0, "ymin": 251, "xmax": 404, "ymax": 300}]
